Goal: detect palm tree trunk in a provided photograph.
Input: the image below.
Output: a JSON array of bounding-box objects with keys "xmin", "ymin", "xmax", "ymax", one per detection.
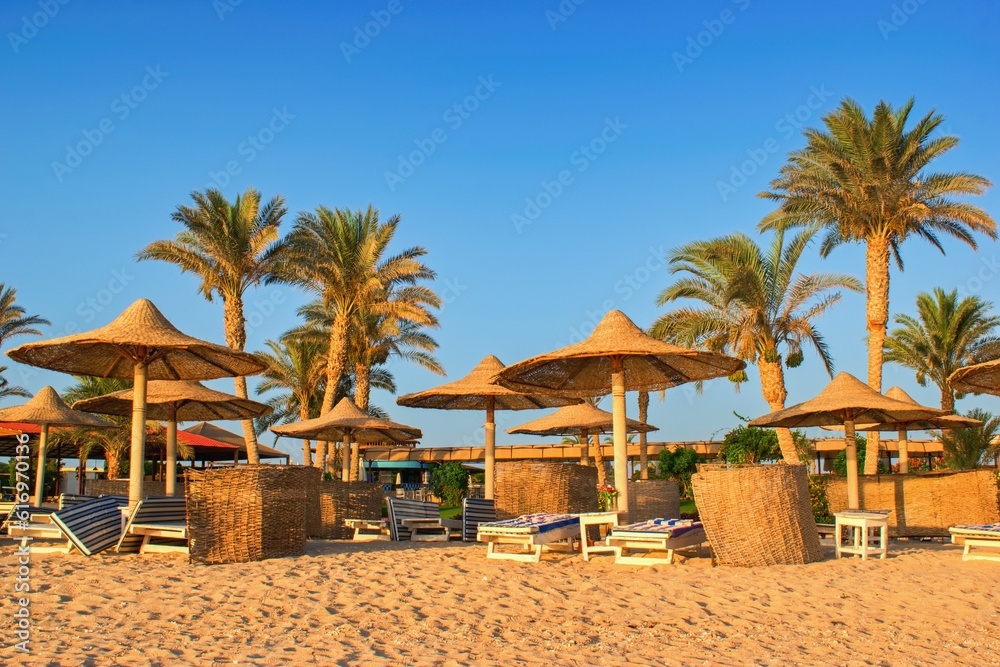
[
  {"xmin": 758, "ymin": 359, "xmax": 801, "ymax": 465},
  {"xmin": 106, "ymin": 447, "xmax": 122, "ymax": 480},
  {"xmin": 638, "ymin": 391, "xmax": 650, "ymax": 479},
  {"xmin": 299, "ymin": 402, "xmax": 312, "ymax": 466},
  {"xmin": 354, "ymin": 362, "xmax": 371, "ymax": 411},
  {"xmin": 314, "ymin": 441, "xmax": 327, "ymax": 471},
  {"xmin": 940, "ymin": 386, "xmax": 955, "ymax": 412},
  {"xmin": 223, "ymin": 295, "xmax": 261, "ymax": 465},
  {"xmin": 321, "ymin": 313, "xmax": 350, "ymax": 414},
  {"xmin": 349, "ymin": 442, "xmax": 360, "ymax": 482},
  {"xmin": 592, "ymin": 432, "xmax": 607, "ymax": 487},
  {"xmin": 864, "ymin": 236, "xmax": 891, "ymax": 474}
]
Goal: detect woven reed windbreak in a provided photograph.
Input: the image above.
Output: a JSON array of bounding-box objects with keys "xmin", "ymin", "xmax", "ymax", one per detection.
[
  {"xmin": 627, "ymin": 479, "xmax": 680, "ymax": 523},
  {"xmin": 185, "ymin": 466, "xmax": 307, "ymax": 564},
  {"xmin": 692, "ymin": 464, "xmax": 823, "ymax": 567},
  {"xmin": 494, "ymin": 461, "xmax": 598, "ymax": 520},
  {"xmin": 824, "ymin": 470, "xmax": 1000, "ymax": 537},
  {"xmin": 317, "ymin": 481, "xmax": 385, "ymax": 539},
  {"xmin": 300, "ymin": 466, "xmax": 322, "ymax": 537}
]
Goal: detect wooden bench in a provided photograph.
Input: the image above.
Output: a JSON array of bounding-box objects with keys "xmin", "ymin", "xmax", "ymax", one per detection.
[
  {"xmin": 116, "ymin": 497, "xmax": 188, "ymax": 554},
  {"xmin": 387, "ymin": 498, "xmax": 450, "ymax": 542}
]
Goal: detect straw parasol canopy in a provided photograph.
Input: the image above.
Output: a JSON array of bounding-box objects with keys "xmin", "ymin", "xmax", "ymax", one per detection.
[
  {"xmin": 72, "ymin": 380, "xmax": 272, "ymax": 496},
  {"xmin": 397, "ymin": 355, "xmax": 579, "ymax": 499},
  {"xmin": 950, "ymin": 359, "xmax": 1000, "ymax": 397},
  {"xmin": 0, "ymin": 386, "xmax": 115, "ymax": 506},
  {"xmin": 820, "ymin": 386, "xmax": 981, "ymax": 473},
  {"xmin": 496, "ymin": 310, "xmax": 744, "ymax": 512},
  {"xmin": 7, "ymin": 298, "xmax": 266, "ymax": 505},
  {"xmin": 749, "ymin": 372, "xmax": 947, "ymax": 508},
  {"xmin": 272, "ymin": 397, "xmax": 421, "ymax": 481}
]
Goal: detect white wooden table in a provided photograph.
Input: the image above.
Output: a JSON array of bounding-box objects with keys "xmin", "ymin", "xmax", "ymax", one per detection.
[
  {"xmin": 345, "ymin": 518, "xmax": 390, "ymax": 542},
  {"xmin": 578, "ymin": 511, "xmax": 624, "ymax": 561},
  {"xmin": 835, "ymin": 510, "xmax": 890, "ymax": 560},
  {"xmin": 401, "ymin": 518, "xmax": 450, "ymax": 542}
]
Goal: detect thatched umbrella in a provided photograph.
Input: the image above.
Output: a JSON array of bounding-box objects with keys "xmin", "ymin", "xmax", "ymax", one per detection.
[
  {"xmin": 507, "ymin": 401, "xmax": 657, "ymax": 468},
  {"xmin": 7, "ymin": 299, "xmax": 266, "ymax": 506},
  {"xmin": 496, "ymin": 310, "xmax": 744, "ymax": 512},
  {"xmin": 396, "ymin": 355, "xmax": 578, "ymax": 499},
  {"xmin": 822, "ymin": 386, "xmax": 981, "ymax": 473},
  {"xmin": 72, "ymin": 380, "xmax": 272, "ymax": 496},
  {"xmin": 950, "ymin": 359, "xmax": 1000, "ymax": 397},
  {"xmin": 0, "ymin": 386, "xmax": 114, "ymax": 506},
  {"xmin": 272, "ymin": 397, "xmax": 420, "ymax": 481},
  {"xmin": 749, "ymin": 373, "xmax": 947, "ymax": 508}
]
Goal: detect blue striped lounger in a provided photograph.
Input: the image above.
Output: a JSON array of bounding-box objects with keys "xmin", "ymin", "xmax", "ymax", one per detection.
[
  {"xmin": 477, "ymin": 513, "xmax": 581, "ymax": 562},
  {"xmin": 607, "ymin": 519, "xmax": 708, "ymax": 566},
  {"xmin": 949, "ymin": 524, "xmax": 1000, "ymax": 562}
]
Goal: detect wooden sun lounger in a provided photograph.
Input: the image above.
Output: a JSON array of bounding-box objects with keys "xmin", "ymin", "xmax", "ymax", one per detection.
[
  {"xmin": 387, "ymin": 497, "xmax": 450, "ymax": 542},
  {"xmin": 606, "ymin": 519, "xmax": 708, "ymax": 566},
  {"xmin": 477, "ymin": 513, "xmax": 580, "ymax": 562},
  {"xmin": 5, "ymin": 495, "xmax": 101, "ymax": 553},
  {"xmin": 116, "ymin": 497, "xmax": 188, "ymax": 554},
  {"xmin": 345, "ymin": 518, "xmax": 390, "ymax": 541},
  {"xmin": 949, "ymin": 524, "xmax": 1000, "ymax": 562},
  {"xmin": 50, "ymin": 495, "xmax": 129, "ymax": 556}
]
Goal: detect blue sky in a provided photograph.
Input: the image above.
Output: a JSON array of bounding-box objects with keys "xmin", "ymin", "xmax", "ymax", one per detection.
[{"xmin": 2, "ymin": 1, "xmax": 999, "ymax": 462}]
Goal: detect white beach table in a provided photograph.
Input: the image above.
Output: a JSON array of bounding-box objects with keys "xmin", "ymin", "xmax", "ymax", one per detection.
[
  {"xmin": 345, "ymin": 518, "xmax": 390, "ymax": 542},
  {"xmin": 401, "ymin": 517, "xmax": 450, "ymax": 542},
  {"xmin": 577, "ymin": 511, "xmax": 624, "ymax": 561},
  {"xmin": 835, "ymin": 510, "xmax": 890, "ymax": 560}
]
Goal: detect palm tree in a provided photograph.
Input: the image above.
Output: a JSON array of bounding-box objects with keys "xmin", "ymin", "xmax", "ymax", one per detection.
[
  {"xmin": 0, "ymin": 366, "xmax": 30, "ymax": 400},
  {"xmin": 885, "ymin": 288, "xmax": 1000, "ymax": 411},
  {"xmin": 62, "ymin": 376, "xmax": 132, "ymax": 479},
  {"xmin": 254, "ymin": 333, "xmax": 328, "ymax": 466},
  {"xmin": 651, "ymin": 230, "xmax": 861, "ymax": 464},
  {"xmin": 638, "ymin": 391, "xmax": 650, "ymax": 479},
  {"xmin": 941, "ymin": 408, "xmax": 1000, "ymax": 470},
  {"xmin": 760, "ymin": 97, "xmax": 996, "ymax": 471},
  {"xmin": 0, "ymin": 283, "xmax": 49, "ymax": 348},
  {"xmin": 137, "ymin": 187, "xmax": 288, "ymax": 464},
  {"xmin": 277, "ymin": 205, "xmax": 437, "ymax": 425}
]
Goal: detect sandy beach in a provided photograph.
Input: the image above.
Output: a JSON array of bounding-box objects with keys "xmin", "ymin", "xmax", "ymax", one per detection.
[{"xmin": 3, "ymin": 539, "xmax": 997, "ymax": 666}]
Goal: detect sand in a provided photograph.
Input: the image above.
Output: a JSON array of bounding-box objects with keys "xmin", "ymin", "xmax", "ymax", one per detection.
[{"xmin": 2, "ymin": 539, "xmax": 998, "ymax": 666}]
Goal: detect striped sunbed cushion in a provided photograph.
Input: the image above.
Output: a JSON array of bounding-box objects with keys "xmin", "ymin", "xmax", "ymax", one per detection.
[
  {"xmin": 950, "ymin": 524, "xmax": 1000, "ymax": 535},
  {"xmin": 116, "ymin": 497, "xmax": 187, "ymax": 553},
  {"xmin": 479, "ymin": 513, "xmax": 578, "ymax": 535},
  {"xmin": 611, "ymin": 519, "xmax": 703, "ymax": 539},
  {"xmin": 462, "ymin": 498, "xmax": 496, "ymax": 542},
  {"xmin": 50, "ymin": 495, "xmax": 128, "ymax": 556}
]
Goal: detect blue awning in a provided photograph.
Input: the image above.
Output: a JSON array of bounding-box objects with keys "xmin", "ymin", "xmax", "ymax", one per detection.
[{"xmin": 366, "ymin": 461, "xmax": 424, "ymax": 470}]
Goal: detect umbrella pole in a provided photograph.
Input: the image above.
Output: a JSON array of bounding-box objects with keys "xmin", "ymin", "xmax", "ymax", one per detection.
[
  {"xmin": 579, "ymin": 427, "xmax": 589, "ymax": 466},
  {"xmin": 611, "ymin": 357, "xmax": 629, "ymax": 514},
  {"xmin": 129, "ymin": 361, "xmax": 149, "ymax": 508},
  {"xmin": 485, "ymin": 397, "xmax": 496, "ymax": 500},
  {"xmin": 897, "ymin": 427, "xmax": 908, "ymax": 474},
  {"xmin": 33, "ymin": 424, "xmax": 49, "ymax": 507},
  {"xmin": 341, "ymin": 436, "xmax": 351, "ymax": 482},
  {"xmin": 166, "ymin": 418, "xmax": 178, "ymax": 497},
  {"xmin": 845, "ymin": 417, "xmax": 859, "ymax": 509}
]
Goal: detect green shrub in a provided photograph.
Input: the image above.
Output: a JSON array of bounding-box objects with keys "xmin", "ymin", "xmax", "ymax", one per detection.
[
  {"xmin": 942, "ymin": 408, "xmax": 1000, "ymax": 470},
  {"xmin": 718, "ymin": 424, "xmax": 780, "ymax": 464},
  {"xmin": 809, "ymin": 475, "xmax": 833, "ymax": 523},
  {"xmin": 429, "ymin": 462, "xmax": 468, "ymax": 506},
  {"xmin": 656, "ymin": 447, "xmax": 700, "ymax": 500}
]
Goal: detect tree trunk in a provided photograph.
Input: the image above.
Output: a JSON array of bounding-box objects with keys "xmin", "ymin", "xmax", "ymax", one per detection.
[
  {"xmin": 592, "ymin": 432, "xmax": 607, "ymax": 487},
  {"xmin": 106, "ymin": 447, "xmax": 122, "ymax": 480},
  {"xmin": 355, "ymin": 362, "xmax": 371, "ymax": 411},
  {"xmin": 940, "ymin": 385, "xmax": 955, "ymax": 412},
  {"xmin": 638, "ymin": 391, "xmax": 650, "ymax": 479},
  {"xmin": 758, "ymin": 359, "xmax": 801, "ymax": 465},
  {"xmin": 349, "ymin": 442, "xmax": 360, "ymax": 482},
  {"xmin": 314, "ymin": 440, "xmax": 327, "ymax": 471},
  {"xmin": 299, "ymin": 402, "xmax": 312, "ymax": 466},
  {"xmin": 223, "ymin": 295, "xmax": 261, "ymax": 465},
  {"xmin": 864, "ymin": 236, "xmax": 891, "ymax": 474},
  {"xmin": 321, "ymin": 313, "xmax": 350, "ymax": 414}
]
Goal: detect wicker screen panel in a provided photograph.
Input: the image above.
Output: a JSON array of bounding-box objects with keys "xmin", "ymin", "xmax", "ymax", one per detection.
[
  {"xmin": 692, "ymin": 464, "xmax": 823, "ymax": 567},
  {"xmin": 824, "ymin": 470, "xmax": 1000, "ymax": 537},
  {"xmin": 317, "ymin": 481, "xmax": 385, "ymax": 539},
  {"xmin": 185, "ymin": 466, "xmax": 308, "ymax": 564},
  {"xmin": 627, "ymin": 479, "xmax": 680, "ymax": 523},
  {"xmin": 494, "ymin": 461, "xmax": 598, "ymax": 520}
]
